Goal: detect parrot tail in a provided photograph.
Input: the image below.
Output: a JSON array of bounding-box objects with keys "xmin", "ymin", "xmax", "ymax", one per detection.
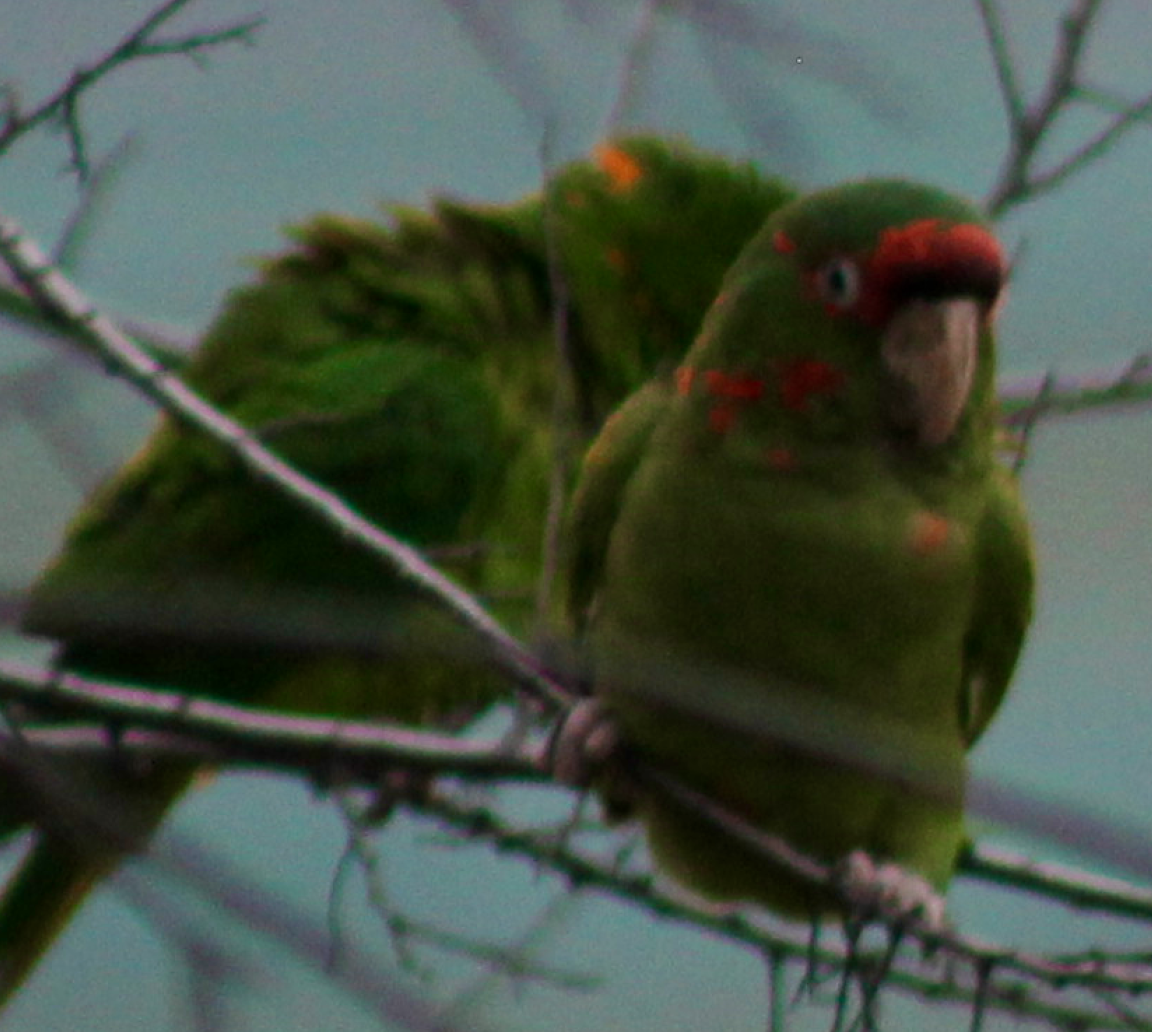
[{"xmin": 0, "ymin": 835, "xmax": 110, "ymax": 1008}]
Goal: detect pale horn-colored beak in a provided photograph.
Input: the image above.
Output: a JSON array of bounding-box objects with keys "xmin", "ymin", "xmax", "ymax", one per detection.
[{"xmin": 880, "ymin": 298, "xmax": 982, "ymax": 448}]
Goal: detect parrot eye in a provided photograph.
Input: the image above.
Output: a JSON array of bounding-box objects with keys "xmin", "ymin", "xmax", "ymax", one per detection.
[{"xmin": 813, "ymin": 258, "xmax": 861, "ymax": 311}]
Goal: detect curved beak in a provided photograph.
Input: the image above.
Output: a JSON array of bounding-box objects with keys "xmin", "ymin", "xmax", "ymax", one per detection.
[{"xmin": 880, "ymin": 298, "xmax": 982, "ymax": 448}]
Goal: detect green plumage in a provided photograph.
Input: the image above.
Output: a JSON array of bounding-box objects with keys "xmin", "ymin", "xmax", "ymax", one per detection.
[
  {"xmin": 566, "ymin": 180, "xmax": 1033, "ymax": 915},
  {"xmin": 0, "ymin": 136, "xmax": 793, "ymax": 1002}
]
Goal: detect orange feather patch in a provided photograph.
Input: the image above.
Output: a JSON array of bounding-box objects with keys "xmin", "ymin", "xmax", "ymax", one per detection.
[{"xmin": 595, "ymin": 143, "xmax": 645, "ymax": 192}]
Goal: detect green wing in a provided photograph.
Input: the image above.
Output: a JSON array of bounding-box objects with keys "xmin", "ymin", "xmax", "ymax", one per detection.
[
  {"xmin": 25, "ymin": 231, "xmax": 531, "ymax": 721},
  {"xmin": 961, "ymin": 465, "xmax": 1035, "ymax": 746},
  {"xmin": 565, "ymin": 378, "xmax": 670, "ymax": 634}
]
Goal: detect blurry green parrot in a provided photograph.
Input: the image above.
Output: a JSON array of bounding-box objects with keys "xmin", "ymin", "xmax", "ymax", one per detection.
[
  {"xmin": 0, "ymin": 136, "xmax": 794, "ymax": 1001},
  {"xmin": 564, "ymin": 180, "xmax": 1033, "ymax": 920}
]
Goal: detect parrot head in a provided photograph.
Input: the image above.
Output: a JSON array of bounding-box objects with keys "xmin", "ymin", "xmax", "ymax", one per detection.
[{"xmin": 684, "ymin": 180, "xmax": 1007, "ymax": 457}]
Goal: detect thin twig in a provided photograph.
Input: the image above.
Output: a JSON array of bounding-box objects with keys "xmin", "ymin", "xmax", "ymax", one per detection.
[
  {"xmin": 598, "ymin": 0, "xmax": 663, "ymax": 137},
  {"xmin": 534, "ymin": 128, "xmax": 580, "ymax": 627},
  {"xmin": 981, "ymin": 0, "xmax": 1152, "ymax": 218},
  {"xmin": 0, "ymin": 0, "xmax": 263, "ymax": 179},
  {"xmin": 144, "ymin": 829, "xmax": 488, "ymax": 1032},
  {"xmin": 973, "ymin": 0, "xmax": 1025, "ymax": 129},
  {"xmin": 1020, "ymin": 89, "xmax": 1152, "ymax": 205},
  {"xmin": 329, "ymin": 795, "xmax": 425, "ymax": 975}
]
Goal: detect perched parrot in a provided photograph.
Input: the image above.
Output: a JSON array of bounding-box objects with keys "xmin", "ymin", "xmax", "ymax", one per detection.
[
  {"xmin": 0, "ymin": 136, "xmax": 794, "ymax": 1003},
  {"xmin": 564, "ymin": 180, "xmax": 1033, "ymax": 919}
]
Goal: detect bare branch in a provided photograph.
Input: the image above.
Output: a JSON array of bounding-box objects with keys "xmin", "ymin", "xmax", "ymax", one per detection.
[
  {"xmin": 0, "ymin": 658, "xmax": 542, "ymax": 786},
  {"xmin": 117, "ymin": 875, "xmax": 267, "ymax": 1030},
  {"xmin": 981, "ymin": 0, "xmax": 1152, "ymax": 218},
  {"xmin": 973, "ymin": 0, "xmax": 1025, "ymax": 129},
  {"xmin": 1075, "ymin": 81, "xmax": 1152, "ymax": 121},
  {"xmin": 407, "ymin": 905, "xmax": 599, "ymax": 1000},
  {"xmin": 0, "ymin": 0, "xmax": 263, "ymax": 179},
  {"xmin": 998, "ymin": 356, "xmax": 1152, "ymax": 425},
  {"xmin": 1018, "ymin": 89, "xmax": 1152, "ymax": 205},
  {"xmin": 962, "ymin": 842, "xmax": 1152, "ymax": 923},
  {"xmin": 8, "ymin": 643, "xmax": 1152, "ymax": 963},
  {"xmin": 1042, "ymin": 0, "xmax": 1105, "ymax": 125}
]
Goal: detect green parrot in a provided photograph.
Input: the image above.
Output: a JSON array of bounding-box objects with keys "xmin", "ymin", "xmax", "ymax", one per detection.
[
  {"xmin": 564, "ymin": 180, "xmax": 1033, "ymax": 919},
  {"xmin": 0, "ymin": 136, "xmax": 794, "ymax": 1003}
]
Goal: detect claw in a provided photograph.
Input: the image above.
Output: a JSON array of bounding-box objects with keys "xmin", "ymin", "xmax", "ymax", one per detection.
[{"xmin": 833, "ymin": 850, "xmax": 948, "ymax": 933}]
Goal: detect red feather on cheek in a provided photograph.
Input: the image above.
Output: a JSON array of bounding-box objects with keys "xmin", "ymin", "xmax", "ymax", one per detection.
[{"xmin": 779, "ymin": 358, "xmax": 845, "ymax": 412}]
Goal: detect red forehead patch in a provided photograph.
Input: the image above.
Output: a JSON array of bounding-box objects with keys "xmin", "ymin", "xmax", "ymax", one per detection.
[
  {"xmin": 875, "ymin": 219, "xmax": 1003, "ymax": 270},
  {"xmin": 857, "ymin": 218, "xmax": 1005, "ymax": 325}
]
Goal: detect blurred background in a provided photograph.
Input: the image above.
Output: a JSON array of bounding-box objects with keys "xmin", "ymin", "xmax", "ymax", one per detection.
[{"xmin": 2, "ymin": 1, "xmax": 1152, "ymax": 1029}]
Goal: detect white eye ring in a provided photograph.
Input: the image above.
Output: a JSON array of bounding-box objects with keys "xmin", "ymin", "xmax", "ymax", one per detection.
[{"xmin": 814, "ymin": 258, "xmax": 861, "ymax": 310}]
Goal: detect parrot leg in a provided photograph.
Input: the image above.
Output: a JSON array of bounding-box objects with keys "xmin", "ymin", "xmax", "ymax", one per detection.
[
  {"xmin": 549, "ymin": 698, "xmax": 622, "ymax": 785},
  {"xmin": 549, "ymin": 699, "xmax": 636, "ymax": 819},
  {"xmin": 832, "ymin": 850, "xmax": 948, "ymax": 933},
  {"xmin": 360, "ymin": 768, "xmax": 435, "ymax": 823}
]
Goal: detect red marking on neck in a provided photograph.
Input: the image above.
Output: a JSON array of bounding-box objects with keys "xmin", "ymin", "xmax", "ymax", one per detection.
[
  {"xmin": 704, "ymin": 370, "xmax": 765, "ymax": 401},
  {"xmin": 605, "ymin": 246, "xmax": 629, "ymax": 273},
  {"xmin": 779, "ymin": 359, "xmax": 845, "ymax": 412},
  {"xmin": 709, "ymin": 404, "xmax": 738, "ymax": 434},
  {"xmin": 772, "ymin": 230, "xmax": 796, "ymax": 254},
  {"xmin": 704, "ymin": 371, "xmax": 766, "ymax": 434},
  {"xmin": 678, "ymin": 363, "xmax": 842, "ymax": 433},
  {"xmin": 909, "ymin": 511, "xmax": 951, "ymax": 556},
  {"xmin": 675, "ymin": 366, "xmax": 697, "ymax": 395},
  {"xmin": 764, "ymin": 446, "xmax": 795, "ymax": 470}
]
